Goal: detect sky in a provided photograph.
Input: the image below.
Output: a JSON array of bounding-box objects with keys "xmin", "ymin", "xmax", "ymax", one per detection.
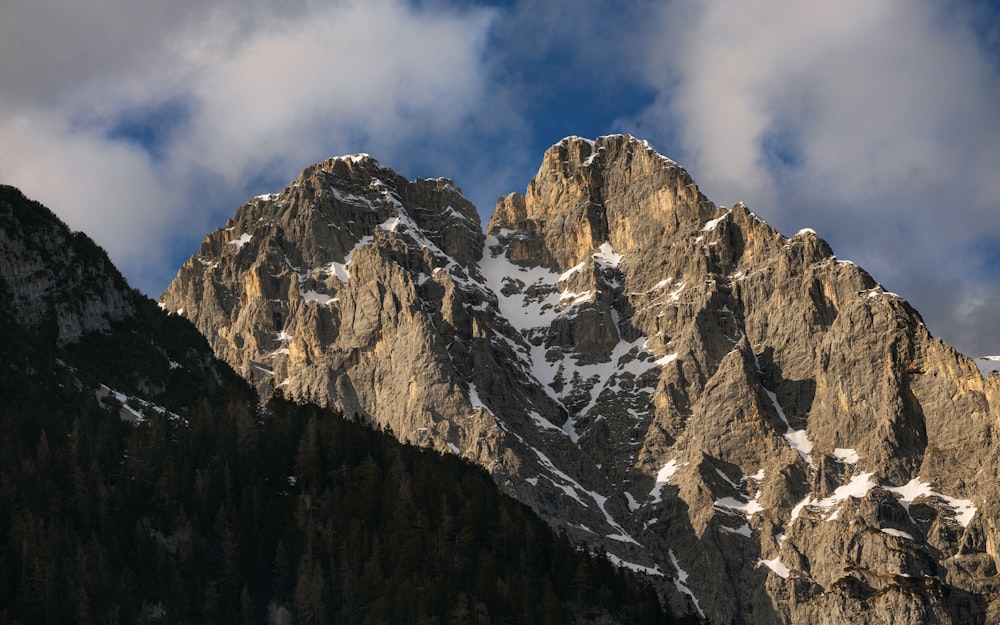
[{"xmin": 2, "ymin": 0, "xmax": 999, "ymax": 362}]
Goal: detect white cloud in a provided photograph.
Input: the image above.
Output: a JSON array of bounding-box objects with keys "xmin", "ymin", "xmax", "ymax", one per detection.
[
  {"xmin": 0, "ymin": 0, "xmax": 498, "ymax": 295},
  {"xmin": 628, "ymin": 0, "xmax": 1000, "ymax": 356},
  {"xmin": 0, "ymin": 113, "xmax": 185, "ymax": 274},
  {"xmin": 175, "ymin": 1, "xmax": 495, "ymax": 182}
]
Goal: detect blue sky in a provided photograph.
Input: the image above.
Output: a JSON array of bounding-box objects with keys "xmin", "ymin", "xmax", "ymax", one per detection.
[{"xmin": 2, "ymin": 0, "xmax": 999, "ymax": 361}]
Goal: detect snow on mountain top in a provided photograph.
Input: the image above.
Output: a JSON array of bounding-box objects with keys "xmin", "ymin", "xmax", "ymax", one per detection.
[
  {"xmin": 885, "ymin": 478, "xmax": 977, "ymax": 527},
  {"xmin": 790, "ymin": 472, "xmax": 877, "ymax": 522},
  {"xmin": 320, "ymin": 153, "xmax": 388, "ymax": 172},
  {"xmin": 559, "ymin": 135, "xmax": 596, "ymax": 148},
  {"xmin": 649, "ymin": 459, "xmax": 679, "ymax": 504},
  {"xmin": 758, "ymin": 557, "xmax": 791, "ymax": 579},
  {"xmin": 229, "ymin": 233, "xmax": 252, "ymax": 249},
  {"xmin": 762, "ymin": 386, "xmax": 814, "ymax": 467},
  {"xmin": 881, "ymin": 528, "xmax": 914, "ymax": 539},
  {"xmin": 593, "ymin": 242, "xmax": 623, "ymax": 268},
  {"xmin": 833, "ymin": 448, "xmax": 860, "ymax": 464},
  {"xmin": 553, "ymin": 134, "xmax": 679, "ymax": 165},
  {"xmin": 702, "ymin": 213, "xmax": 730, "ymax": 232},
  {"xmin": 668, "ymin": 550, "xmax": 704, "ymax": 618}
]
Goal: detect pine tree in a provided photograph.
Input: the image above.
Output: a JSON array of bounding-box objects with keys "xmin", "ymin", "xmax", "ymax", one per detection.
[{"xmin": 294, "ymin": 555, "xmax": 327, "ymax": 625}]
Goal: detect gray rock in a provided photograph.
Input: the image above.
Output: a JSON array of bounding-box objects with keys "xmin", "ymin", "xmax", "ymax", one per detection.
[
  {"xmin": 0, "ymin": 188, "xmax": 134, "ymax": 345},
  {"xmin": 163, "ymin": 136, "xmax": 1000, "ymax": 625}
]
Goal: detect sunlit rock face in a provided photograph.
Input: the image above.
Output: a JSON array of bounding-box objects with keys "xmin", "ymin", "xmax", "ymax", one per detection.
[{"xmin": 163, "ymin": 136, "xmax": 1000, "ymax": 625}]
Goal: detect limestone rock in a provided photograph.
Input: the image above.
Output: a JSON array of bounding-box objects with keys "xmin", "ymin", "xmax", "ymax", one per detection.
[
  {"xmin": 0, "ymin": 186, "xmax": 134, "ymax": 345},
  {"xmin": 163, "ymin": 136, "xmax": 1000, "ymax": 625}
]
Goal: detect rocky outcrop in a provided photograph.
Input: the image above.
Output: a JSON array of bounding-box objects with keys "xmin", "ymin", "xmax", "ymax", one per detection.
[
  {"xmin": 163, "ymin": 136, "xmax": 1000, "ymax": 624},
  {"xmin": 0, "ymin": 186, "xmax": 134, "ymax": 344}
]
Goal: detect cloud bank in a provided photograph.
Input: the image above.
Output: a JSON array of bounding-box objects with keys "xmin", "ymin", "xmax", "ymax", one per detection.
[{"xmin": 1, "ymin": 0, "xmax": 500, "ymax": 291}]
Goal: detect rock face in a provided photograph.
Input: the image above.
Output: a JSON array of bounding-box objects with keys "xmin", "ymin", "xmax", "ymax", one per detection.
[
  {"xmin": 162, "ymin": 136, "xmax": 1000, "ymax": 625},
  {"xmin": 0, "ymin": 186, "xmax": 134, "ymax": 345}
]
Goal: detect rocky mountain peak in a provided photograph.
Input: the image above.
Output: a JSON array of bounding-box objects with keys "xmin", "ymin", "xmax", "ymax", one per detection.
[
  {"xmin": 163, "ymin": 137, "xmax": 1000, "ymax": 625},
  {"xmin": 489, "ymin": 134, "xmax": 717, "ymax": 272}
]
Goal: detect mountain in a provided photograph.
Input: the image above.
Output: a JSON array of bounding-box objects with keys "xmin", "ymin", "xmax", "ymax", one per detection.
[
  {"xmin": 162, "ymin": 135, "xmax": 1000, "ymax": 624},
  {"xmin": 0, "ymin": 185, "xmax": 675, "ymax": 624}
]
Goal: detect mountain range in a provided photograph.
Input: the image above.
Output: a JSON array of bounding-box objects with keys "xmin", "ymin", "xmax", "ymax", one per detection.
[
  {"xmin": 161, "ymin": 134, "xmax": 1000, "ymax": 625},
  {"xmin": 3, "ymin": 133, "xmax": 1000, "ymax": 624}
]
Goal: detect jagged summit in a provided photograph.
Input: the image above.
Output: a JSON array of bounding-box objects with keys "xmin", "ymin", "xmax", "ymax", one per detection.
[
  {"xmin": 162, "ymin": 136, "xmax": 1000, "ymax": 624},
  {"xmin": 490, "ymin": 135, "xmax": 716, "ymax": 274}
]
